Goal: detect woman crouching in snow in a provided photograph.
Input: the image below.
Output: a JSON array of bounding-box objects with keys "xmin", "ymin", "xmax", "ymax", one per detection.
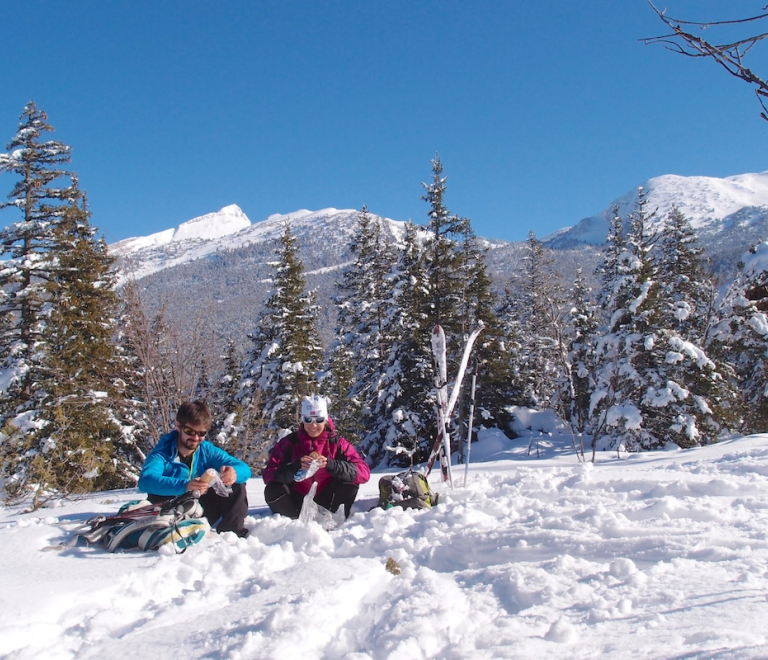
[{"xmin": 263, "ymin": 395, "xmax": 370, "ymax": 519}]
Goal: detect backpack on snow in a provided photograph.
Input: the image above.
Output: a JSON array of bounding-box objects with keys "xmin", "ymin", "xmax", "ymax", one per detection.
[
  {"xmin": 378, "ymin": 470, "xmax": 439, "ymax": 510},
  {"xmin": 70, "ymin": 491, "xmax": 209, "ymax": 553}
]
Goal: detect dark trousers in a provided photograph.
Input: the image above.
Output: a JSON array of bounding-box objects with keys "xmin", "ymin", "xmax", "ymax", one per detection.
[
  {"xmin": 148, "ymin": 482, "xmax": 249, "ymax": 534},
  {"xmin": 264, "ymin": 479, "xmax": 359, "ymax": 520}
]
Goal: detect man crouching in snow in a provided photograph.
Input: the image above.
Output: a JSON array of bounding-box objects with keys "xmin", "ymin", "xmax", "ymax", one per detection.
[
  {"xmin": 138, "ymin": 400, "xmax": 252, "ymax": 538},
  {"xmin": 263, "ymin": 395, "xmax": 370, "ymax": 519}
]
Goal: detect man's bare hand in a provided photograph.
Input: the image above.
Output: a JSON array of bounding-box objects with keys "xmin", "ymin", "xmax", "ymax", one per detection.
[
  {"xmin": 220, "ymin": 465, "xmax": 237, "ymax": 486},
  {"xmin": 187, "ymin": 478, "xmax": 210, "ymax": 494}
]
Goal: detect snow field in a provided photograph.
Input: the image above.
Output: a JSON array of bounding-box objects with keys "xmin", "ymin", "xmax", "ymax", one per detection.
[{"xmin": 2, "ymin": 432, "xmax": 768, "ymax": 658}]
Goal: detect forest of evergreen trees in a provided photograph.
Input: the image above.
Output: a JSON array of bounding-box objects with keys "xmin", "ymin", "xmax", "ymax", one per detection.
[{"xmin": 2, "ymin": 102, "xmax": 768, "ymax": 508}]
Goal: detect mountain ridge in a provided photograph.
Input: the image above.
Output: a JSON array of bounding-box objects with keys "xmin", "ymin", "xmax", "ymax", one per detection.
[
  {"xmin": 546, "ymin": 170, "xmax": 768, "ymax": 248},
  {"xmin": 110, "ymin": 170, "xmax": 768, "ymax": 280}
]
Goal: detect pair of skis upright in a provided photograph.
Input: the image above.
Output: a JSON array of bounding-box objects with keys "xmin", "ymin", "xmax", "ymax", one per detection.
[{"xmin": 425, "ymin": 322, "xmax": 483, "ymax": 487}]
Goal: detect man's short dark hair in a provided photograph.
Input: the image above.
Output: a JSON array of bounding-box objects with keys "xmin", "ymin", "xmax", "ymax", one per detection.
[{"xmin": 176, "ymin": 400, "xmax": 212, "ymax": 430}]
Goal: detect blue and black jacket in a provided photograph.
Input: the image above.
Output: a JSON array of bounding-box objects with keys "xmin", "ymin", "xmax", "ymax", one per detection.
[{"xmin": 138, "ymin": 430, "xmax": 251, "ymax": 497}]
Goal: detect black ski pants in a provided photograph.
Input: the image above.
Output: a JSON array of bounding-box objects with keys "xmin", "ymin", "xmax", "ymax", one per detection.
[{"xmin": 264, "ymin": 479, "xmax": 359, "ymax": 520}]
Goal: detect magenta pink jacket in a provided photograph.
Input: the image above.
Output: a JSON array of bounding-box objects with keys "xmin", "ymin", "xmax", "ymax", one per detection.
[{"xmin": 262, "ymin": 417, "xmax": 370, "ymax": 496}]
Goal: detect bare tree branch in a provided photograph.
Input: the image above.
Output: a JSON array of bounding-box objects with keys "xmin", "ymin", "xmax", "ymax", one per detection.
[{"xmin": 642, "ymin": 1, "xmax": 768, "ymax": 121}]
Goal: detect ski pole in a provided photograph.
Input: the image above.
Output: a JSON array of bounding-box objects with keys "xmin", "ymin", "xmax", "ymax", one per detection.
[{"xmin": 463, "ymin": 359, "xmax": 477, "ymax": 487}]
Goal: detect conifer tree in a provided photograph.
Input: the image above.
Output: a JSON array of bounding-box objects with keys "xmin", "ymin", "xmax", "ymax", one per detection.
[
  {"xmin": 330, "ymin": 206, "xmax": 397, "ymax": 446},
  {"xmin": 655, "ymin": 206, "xmax": 716, "ymax": 342},
  {"xmin": 638, "ymin": 208, "xmax": 736, "ymax": 447},
  {"xmin": 595, "ymin": 206, "xmax": 627, "ymax": 313},
  {"xmin": 710, "ymin": 243, "xmax": 768, "ymax": 432},
  {"xmin": 590, "ymin": 190, "xmax": 661, "ymax": 450},
  {"xmin": 0, "ymin": 101, "xmax": 75, "ymax": 415},
  {"xmin": 209, "ymin": 339, "xmax": 239, "ymax": 445},
  {"xmin": 3, "ymin": 178, "xmax": 144, "ymax": 504},
  {"xmin": 209, "ymin": 339, "xmax": 264, "ymax": 463},
  {"xmin": 562, "ymin": 269, "xmax": 598, "ymax": 436},
  {"xmin": 240, "ymin": 220, "xmax": 324, "ymax": 439},
  {"xmin": 590, "ymin": 193, "xmax": 732, "ymax": 451},
  {"xmin": 512, "ymin": 231, "xmax": 571, "ymax": 408},
  {"xmin": 362, "ymin": 221, "xmax": 434, "ymax": 466},
  {"xmin": 194, "ymin": 356, "xmax": 212, "ymax": 401},
  {"xmin": 454, "ymin": 221, "xmax": 516, "ymax": 436},
  {"xmin": 422, "ymin": 155, "xmax": 468, "ymax": 342}
]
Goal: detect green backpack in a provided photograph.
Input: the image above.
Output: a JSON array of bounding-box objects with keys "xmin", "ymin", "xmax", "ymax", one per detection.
[{"xmin": 378, "ymin": 470, "xmax": 439, "ymax": 510}]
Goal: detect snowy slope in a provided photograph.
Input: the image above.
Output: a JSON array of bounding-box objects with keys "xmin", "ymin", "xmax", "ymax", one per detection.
[
  {"xmin": 110, "ymin": 206, "xmax": 405, "ymax": 282},
  {"xmin": 547, "ymin": 170, "xmax": 768, "ymax": 247},
  {"xmin": 2, "ymin": 424, "xmax": 768, "ymax": 659},
  {"xmin": 111, "ymin": 204, "xmax": 251, "ymax": 254}
]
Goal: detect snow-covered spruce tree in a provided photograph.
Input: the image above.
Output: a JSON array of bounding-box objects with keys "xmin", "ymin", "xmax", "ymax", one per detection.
[
  {"xmin": 595, "ymin": 206, "xmax": 627, "ymax": 308},
  {"xmin": 5, "ymin": 189, "xmax": 145, "ymax": 506},
  {"xmin": 419, "ymin": 156, "xmax": 492, "ymax": 458},
  {"xmin": 325, "ymin": 336, "xmax": 358, "ymax": 443},
  {"xmin": 422, "ymin": 155, "xmax": 467, "ymax": 342},
  {"xmin": 639, "ymin": 209, "xmax": 736, "ymax": 447},
  {"xmin": 495, "ymin": 282, "xmax": 527, "ymax": 407},
  {"xmin": 590, "ymin": 191, "xmax": 665, "ymax": 451},
  {"xmin": 329, "ymin": 206, "xmax": 397, "ymax": 447},
  {"xmin": 209, "ymin": 339, "xmax": 240, "ymax": 448},
  {"xmin": 710, "ymin": 243, "xmax": 768, "ymax": 432},
  {"xmin": 194, "ymin": 356, "xmax": 212, "ymax": 401},
  {"xmin": 454, "ymin": 220, "xmax": 517, "ymax": 438},
  {"xmin": 510, "ymin": 231, "xmax": 571, "ymax": 410},
  {"xmin": 0, "ymin": 102, "xmax": 75, "ymax": 419},
  {"xmin": 239, "ymin": 220, "xmax": 324, "ymax": 457},
  {"xmin": 651, "ymin": 207, "xmax": 739, "ymax": 440},
  {"xmin": 590, "ymin": 192, "xmax": 731, "ymax": 452},
  {"xmin": 560, "ymin": 268, "xmax": 598, "ymax": 438},
  {"xmin": 208, "ymin": 338, "xmax": 264, "ymax": 462},
  {"xmin": 655, "ymin": 206, "xmax": 717, "ymax": 343},
  {"xmin": 362, "ymin": 220, "xmax": 434, "ymax": 466}
]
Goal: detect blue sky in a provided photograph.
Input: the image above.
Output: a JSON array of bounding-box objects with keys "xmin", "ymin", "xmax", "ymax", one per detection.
[{"xmin": 1, "ymin": 1, "xmax": 767, "ymax": 244}]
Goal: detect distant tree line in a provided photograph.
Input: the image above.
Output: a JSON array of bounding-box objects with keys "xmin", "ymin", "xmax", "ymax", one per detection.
[{"xmin": 3, "ymin": 102, "xmax": 768, "ymax": 506}]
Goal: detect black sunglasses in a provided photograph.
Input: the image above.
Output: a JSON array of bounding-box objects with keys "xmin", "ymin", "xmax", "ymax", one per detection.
[{"xmin": 181, "ymin": 425, "xmax": 208, "ymax": 438}]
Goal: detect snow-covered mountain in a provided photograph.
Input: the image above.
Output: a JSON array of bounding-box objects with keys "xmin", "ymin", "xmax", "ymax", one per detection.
[
  {"xmin": 546, "ymin": 170, "xmax": 768, "ymax": 248},
  {"xmin": 111, "ymin": 205, "xmax": 405, "ymax": 282},
  {"xmin": 111, "ymin": 170, "xmax": 768, "ymax": 284}
]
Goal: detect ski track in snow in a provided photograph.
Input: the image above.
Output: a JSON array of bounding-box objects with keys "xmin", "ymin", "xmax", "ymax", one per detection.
[{"xmin": 2, "ymin": 431, "xmax": 768, "ymax": 659}]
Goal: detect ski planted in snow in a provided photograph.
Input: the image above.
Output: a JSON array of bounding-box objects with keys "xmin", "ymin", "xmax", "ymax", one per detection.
[
  {"xmin": 430, "ymin": 324, "xmax": 452, "ymax": 487},
  {"xmin": 424, "ymin": 322, "xmax": 484, "ymax": 484}
]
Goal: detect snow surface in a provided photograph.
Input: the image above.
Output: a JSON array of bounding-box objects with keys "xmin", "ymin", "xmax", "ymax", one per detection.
[{"xmin": 3, "ymin": 423, "xmax": 768, "ymax": 659}]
